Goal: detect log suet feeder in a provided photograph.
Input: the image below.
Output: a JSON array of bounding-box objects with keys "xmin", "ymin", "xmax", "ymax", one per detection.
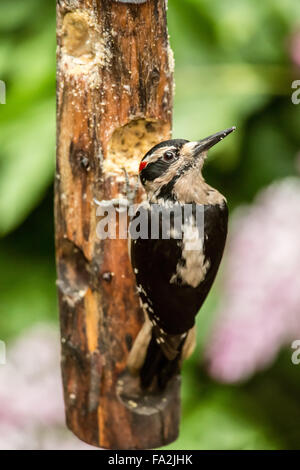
[{"xmin": 55, "ymin": 0, "xmax": 180, "ymax": 449}]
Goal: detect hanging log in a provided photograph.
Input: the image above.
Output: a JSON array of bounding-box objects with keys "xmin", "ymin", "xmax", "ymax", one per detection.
[{"xmin": 55, "ymin": 0, "xmax": 180, "ymax": 449}]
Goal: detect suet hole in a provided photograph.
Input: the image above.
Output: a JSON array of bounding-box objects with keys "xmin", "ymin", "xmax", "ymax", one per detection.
[
  {"xmin": 104, "ymin": 118, "xmax": 170, "ymax": 175},
  {"xmin": 62, "ymin": 11, "xmax": 93, "ymax": 58},
  {"xmin": 61, "ymin": 10, "xmax": 111, "ymax": 76},
  {"xmin": 116, "ymin": 369, "xmax": 180, "ymax": 417}
]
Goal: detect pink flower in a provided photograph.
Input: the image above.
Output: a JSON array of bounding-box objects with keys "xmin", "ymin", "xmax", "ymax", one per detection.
[
  {"xmin": 0, "ymin": 325, "xmax": 95, "ymax": 449},
  {"xmin": 204, "ymin": 178, "xmax": 300, "ymax": 383}
]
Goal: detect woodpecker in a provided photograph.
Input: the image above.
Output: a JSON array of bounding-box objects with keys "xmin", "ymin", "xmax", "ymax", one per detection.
[{"xmin": 127, "ymin": 127, "xmax": 235, "ymax": 390}]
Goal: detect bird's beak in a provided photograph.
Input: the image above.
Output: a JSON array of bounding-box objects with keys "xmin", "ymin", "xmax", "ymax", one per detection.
[{"xmin": 192, "ymin": 126, "xmax": 236, "ymax": 157}]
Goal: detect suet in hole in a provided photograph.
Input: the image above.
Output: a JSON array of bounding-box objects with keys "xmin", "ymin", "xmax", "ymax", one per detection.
[
  {"xmin": 61, "ymin": 10, "xmax": 111, "ymax": 74},
  {"xmin": 104, "ymin": 119, "xmax": 170, "ymax": 175}
]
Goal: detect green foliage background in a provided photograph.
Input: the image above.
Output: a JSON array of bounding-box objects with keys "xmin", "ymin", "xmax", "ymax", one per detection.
[{"xmin": 0, "ymin": 0, "xmax": 300, "ymax": 449}]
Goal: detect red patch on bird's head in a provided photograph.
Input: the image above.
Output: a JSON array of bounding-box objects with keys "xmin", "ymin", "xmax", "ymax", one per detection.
[{"xmin": 139, "ymin": 161, "xmax": 147, "ymax": 173}]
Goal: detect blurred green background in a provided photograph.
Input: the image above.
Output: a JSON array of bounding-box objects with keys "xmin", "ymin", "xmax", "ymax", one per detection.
[{"xmin": 0, "ymin": 0, "xmax": 300, "ymax": 450}]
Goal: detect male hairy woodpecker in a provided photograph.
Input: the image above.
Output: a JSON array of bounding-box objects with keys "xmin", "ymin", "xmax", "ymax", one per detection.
[{"xmin": 127, "ymin": 127, "xmax": 236, "ymax": 390}]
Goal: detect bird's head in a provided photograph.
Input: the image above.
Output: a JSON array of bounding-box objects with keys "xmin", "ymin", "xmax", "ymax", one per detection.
[{"xmin": 139, "ymin": 127, "xmax": 236, "ymax": 200}]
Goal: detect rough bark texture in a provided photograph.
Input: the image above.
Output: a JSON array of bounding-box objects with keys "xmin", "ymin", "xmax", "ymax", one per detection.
[{"xmin": 55, "ymin": 0, "xmax": 180, "ymax": 449}]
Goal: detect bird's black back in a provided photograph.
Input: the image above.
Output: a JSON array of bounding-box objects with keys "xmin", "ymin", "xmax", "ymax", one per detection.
[{"xmin": 130, "ymin": 202, "xmax": 228, "ymax": 335}]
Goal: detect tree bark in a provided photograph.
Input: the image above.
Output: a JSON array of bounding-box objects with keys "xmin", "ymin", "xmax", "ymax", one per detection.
[{"xmin": 55, "ymin": 0, "xmax": 180, "ymax": 449}]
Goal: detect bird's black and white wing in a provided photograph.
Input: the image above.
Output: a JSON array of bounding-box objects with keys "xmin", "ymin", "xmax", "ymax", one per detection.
[
  {"xmin": 130, "ymin": 201, "xmax": 228, "ymax": 334},
  {"xmin": 129, "ymin": 201, "xmax": 228, "ymax": 388}
]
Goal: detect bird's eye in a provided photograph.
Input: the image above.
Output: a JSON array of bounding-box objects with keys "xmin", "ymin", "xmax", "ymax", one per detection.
[{"xmin": 163, "ymin": 151, "xmax": 175, "ymax": 162}]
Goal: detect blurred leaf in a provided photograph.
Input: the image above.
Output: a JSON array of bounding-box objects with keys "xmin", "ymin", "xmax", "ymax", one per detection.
[
  {"xmin": 0, "ymin": 243, "xmax": 57, "ymax": 341},
  {"xmin": 164, "ymin": 363, "xmax": 274, "ymax": 450},
  {"xmin": 174, "ymin": 92, "xmax": 266, "ymax": 170},
  {"xmin": 0, "ymin": 0, "xmax": 54, "ymax": 33},
  {"xmin": 0, "ymin": 0, "xmax": 55, "ymax": 235},
  {"xmin": 0, "ymin": 99, "xmax": 55, "ymax": 235},
  {"xmin": 7, "ymin": 23, "xmax": 55, "ymax": 90},
  {"xmin": 245, "ymin": 121, "xmax": 295, "ymax": 187},
  {"xmin": 0, "ymin": 0, "xmax": 38, "ymax": 31},
  {"xmin": 0, "ymin": 40, "xmax": 14, "ymax": 74},
  {"xmin": 164, "ymin": 349, "xmax": 300, "ymax": 449}
]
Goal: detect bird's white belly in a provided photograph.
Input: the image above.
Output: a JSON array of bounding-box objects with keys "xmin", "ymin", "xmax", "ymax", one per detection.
[{"xmin": 170, "ymin": 221, "xmax": 210, "ymax": 288}]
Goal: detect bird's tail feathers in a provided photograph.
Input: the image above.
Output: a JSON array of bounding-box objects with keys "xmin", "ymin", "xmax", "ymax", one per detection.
[
  {"xmin": 140, "ymin": 330, "xmax": 182, "ymax": 390},
  {"xmin": 127, "ymin": 316, "xmax": 152, "ymax": 376},
  {"xmin": 127, "ymin": 319, "xmax": 196, "ymax": 390}
]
